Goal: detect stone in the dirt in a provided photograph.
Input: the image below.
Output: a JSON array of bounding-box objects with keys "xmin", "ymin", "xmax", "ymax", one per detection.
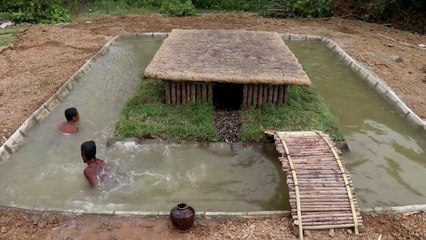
[
  {"xmin": 328, "ymin": 229, "xmax": 335, "ymax": 237},
  {"xmin": 0, "ymin": 216, "xmax": 9, "ymax": 223},
  {"xmin": 0, "ymin": 21, "xmax": 14, "ymax": 29},
  {"xmin": 20, "ymin": 22, "xmax": 32, "ymax": 27},
  {"xmin": 346, "ymin": 228, "xmax": 353, "ymax": 234},
  {"xmin": 390, "ymin": 55, "xmax": 404, "ymax": 63},
  {"xmin": 304, "ymin": 230, "xmax": 311, "ymax": 237},
  {"xmin": 386, "ymin": 43, "xmax": 394, "ymax": 47},
  {"xmin": 1, "ymin": 226, "xmax": 6, "ymax": 233}
]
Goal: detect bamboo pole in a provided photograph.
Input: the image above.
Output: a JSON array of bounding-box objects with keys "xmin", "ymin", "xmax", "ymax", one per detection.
[
  {"xmin": 171, "ymin": 82, "xmax": 176, "ymax": 104},
  {"xmin": 292, "ymin": 212, "xmax": 361, "ymax": 218},
  {"xmin": 176, "ymin": 82, "xmax": 181, "ymax": 105},
  {"xmin": 208, "ymin": 83, "xmax": 213, "ymax": 103},
  {"xmin": 297, "ymin": 219, "xmax": 363, "ymax": 224},
  {"xmin": 278, "ymin": 85, "xmax": 284, "ymax": 105},
  {"xmin": 268, "ymin": 85, "xmax": 273, "ymax": 103},
  {"xmin": 273, "ymin": 85, "xmax": 279, "ymax": 104},
  {"xmin": 242, "ymin": 84, "xmax": 248, "ymax": 108},
  {"xmin": 262, "ymin": 84, "xmax": 268, "ymax": 105},
  {"xmin": 290, "ymin": 201, "xmax": 358, "ymax": 206},
  {"xmin": 298, "ymin": 218, "xmax": 361, "ymax": 223},
  {"xmin": 315, "ymin": 131, "xmax": 359, "ymax": 235},
  {"xmin": 181, "ymin": 82, "xmax": 187, "ymax": 105},
  {"xmin": 191, "ymin": 84, "xmax": 196, "ymax": 102},
  {"xmin": 197, "ymin": 84, "xmax": 202, "ymax": 101},
  {"xmin": 295, "ymin": 220, "xmax": 358, "ymax": 226},
  {"xmin": 276, "ymin": 133, "xmax": 303, "ymax": 240},
  {"xmin": 187, "ymin": 83, "xmax": 191, "ymax": 103},
  {"xmin": 247, "ymin": 84, "xmax": 253, "ymax": 107},
  {"xmin": 165, "ymin": 81, "xmax": 171, "ymax": 104},
  {"xmin": 258, "ymin": 84, "xmax": 264, "ymax": 107},
  {"xmin": 253, "ymin": 85, "xmax": 258, "ymax": 108},
  {"xmin": 284, "ymin": 85, "xmax": 290, "ymax": 103},
  {"xmin": 202, "ymin": 84, "xmax": 207, "ymax": 101},
  {"xmin": 303, "ymin": 224, "xmax": 357, "ymax": 230}
]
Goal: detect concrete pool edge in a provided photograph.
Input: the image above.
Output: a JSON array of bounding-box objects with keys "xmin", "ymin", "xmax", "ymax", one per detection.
[
  {"xmin": 1, "ymin": 204, "xmax": 425, "ymax": 219},
  {"xmin": 279, "ymin": 33, "xmax": 426, "ymax": 132}
]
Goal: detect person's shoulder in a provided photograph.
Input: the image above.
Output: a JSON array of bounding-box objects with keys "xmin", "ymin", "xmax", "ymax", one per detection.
[
  {"xmin": 59, "ymin": 122, "xmax": 78, "ymax": 134},
  {"xmin": 83, "ymin": 166, "xmax": 94, "ymax": 175},
  {"xmin": 96, "ymin": 158, "xmax": 105, "ymax": 164}
]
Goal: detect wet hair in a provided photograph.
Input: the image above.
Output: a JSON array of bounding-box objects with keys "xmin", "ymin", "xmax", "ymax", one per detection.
[
  {"xmin": 65, "ymin": 107, "xmax": 78, "ymax": 121},
  {"xmin": 81, "ymin": 141, "xmax": 96, "ymax": 160}
]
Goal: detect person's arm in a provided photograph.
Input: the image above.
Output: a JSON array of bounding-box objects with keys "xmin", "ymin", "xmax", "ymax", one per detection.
[{"xmin": 84, "ymin": 169, "xmax": 98, "ymax": 187}]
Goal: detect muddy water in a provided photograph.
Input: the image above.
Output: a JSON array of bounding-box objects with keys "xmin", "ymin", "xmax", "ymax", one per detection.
[
  {"xmin": 0, "ymin": 37, "xmax": 288, "ymax": 212},
  {"xmin": 287, "ymin": 41, "xmax": 426, "ymax": 207}
]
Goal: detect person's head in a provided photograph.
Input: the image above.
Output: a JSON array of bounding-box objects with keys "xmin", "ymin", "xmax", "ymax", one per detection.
[
  {"xmin": 65, "ymin": 107, "xmax": 79, "ymax": 122},
  {"xmin": 81, "ymin": 140, "xmax": 96, "ymax": 163}
]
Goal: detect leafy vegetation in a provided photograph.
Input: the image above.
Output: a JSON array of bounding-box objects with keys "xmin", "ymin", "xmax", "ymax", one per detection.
[
  {"xmin": 0, "ymin": 0, "xmax": 69, "ymax": 23},
  {"xmin": 262, "ymin": 0, "xmax": 332, "ymax": 18},
  {"xmin": 332, "ymin": 0, "xmax": 426, "ymax": 33},
  {"xmin": 192, "ymin": 0, "xmax": 267, "ymax": 11},
  {"xmin": 339, "ymin": 0, "xmax": 426, "ymax": 22},
  {"xmin": 117, "ymin": 79, "xmax": 343, "ymax": 142},
  {"xmin": 160, "ymin": 0, "xmax": 196, "ymax": 17}
]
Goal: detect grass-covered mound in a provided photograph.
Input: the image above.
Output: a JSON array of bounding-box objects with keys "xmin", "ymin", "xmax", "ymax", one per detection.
[
  {"xmin": 116, "ymin": 79, "xmax": 219, "ymax": 141},
  {"xmin": 116, "ymin": 79, "xmax": 343, "ymax": 142},
  {"xmin": 241, "ymin": 86, "xmax": 343, "ymax": 141}
]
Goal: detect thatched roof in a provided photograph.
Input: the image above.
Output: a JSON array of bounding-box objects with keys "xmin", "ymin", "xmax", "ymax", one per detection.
[{"xmin": 144, "ymin": 29, "xmax": 311, "ymax": 86}]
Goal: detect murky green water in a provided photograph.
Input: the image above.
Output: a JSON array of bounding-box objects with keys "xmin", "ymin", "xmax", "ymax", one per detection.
[
  {"xmin": 1, "ymin": 37, "xmax": 424, "ymax": 212},
  {"xmin": 0, "ymin": 38, "xmax": 288, "ymax": 212},
  {"xmin": 287, "ymin": 41, "xmax": 426, "ymax": 207}
]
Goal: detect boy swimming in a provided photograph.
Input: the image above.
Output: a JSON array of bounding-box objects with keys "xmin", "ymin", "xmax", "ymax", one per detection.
[
  {"xmin": 59, "ymin": 107, "xmax": 79, "ymax": 134},
  {"xmin": 81, "ymin": 141, "xmax": 106, "ymax": 187}
]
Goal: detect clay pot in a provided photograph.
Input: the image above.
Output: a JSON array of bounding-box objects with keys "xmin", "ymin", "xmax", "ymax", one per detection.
[{"xmin": 170, "ymin": 203, "xmax": 195, "ymax": 231}]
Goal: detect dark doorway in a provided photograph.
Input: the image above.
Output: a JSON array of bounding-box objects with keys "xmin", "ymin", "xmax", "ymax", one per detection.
[{"xmin": 213, "ymin": 83, "xmax": 243, "ymax": 110}]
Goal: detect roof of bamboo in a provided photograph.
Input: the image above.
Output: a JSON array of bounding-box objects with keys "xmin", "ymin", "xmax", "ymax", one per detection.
[{"xmin": 144, "ymin": 29, "xmax": 312, "ymax": 86}]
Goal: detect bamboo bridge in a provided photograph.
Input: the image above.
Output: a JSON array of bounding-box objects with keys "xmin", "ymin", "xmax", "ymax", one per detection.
[{"xmin": 268, "ymin": 131, "xmax": 362, "ymax": 239}]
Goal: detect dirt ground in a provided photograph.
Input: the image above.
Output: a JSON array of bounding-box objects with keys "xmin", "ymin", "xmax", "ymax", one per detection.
[
  {"xmin": 0, "ymin": 207, "xmax": 424, "ymax": 240},
  {"xmin": 0, "ymin": 12, "xmax": 426, "ymax": 239}
]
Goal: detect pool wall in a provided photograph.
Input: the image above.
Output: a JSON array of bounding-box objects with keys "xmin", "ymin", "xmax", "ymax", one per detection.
[
  {"xmin": 0, "ymin": 32, "xmax": 425, "ymax": 215},
  {"xmin": 2, "ymin": 204, "xmax": 425, "ymax": 219}
]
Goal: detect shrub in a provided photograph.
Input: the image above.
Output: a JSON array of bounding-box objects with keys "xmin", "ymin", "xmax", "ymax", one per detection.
[
  {"xmin": 160, "ymin": 0, "xmax": 196, "ymax": 17},
  {"xmin": 192, "ymin": 0, "xmax": 267, "ymax": 11},
  {"xmin": 0, "ymin": 0, "xmax": 69, "ymax": 23},
  {"xmin": 262, "ymin": 0, "xmax": 332, "ymax": 18},
  {"xmin": 354, "ymin": 0, "xmax": 426, "ymax": 21}
]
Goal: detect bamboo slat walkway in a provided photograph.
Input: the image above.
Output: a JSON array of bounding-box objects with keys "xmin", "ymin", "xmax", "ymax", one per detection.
[{"xmin": 268, "ymin": 131, "xmax": 362, "ymax": 239}]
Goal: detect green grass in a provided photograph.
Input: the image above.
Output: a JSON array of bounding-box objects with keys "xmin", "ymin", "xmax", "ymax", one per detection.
[
  {"xmin": 116, "ymin": 79, "xmax": 219, "ymax": 141},
  {"xmin": 241, "ymin": 86, "xmax": 344, "ymax": 142},
  {"xmin": 117, "ymin": 79, "xmax": 343, "ymax": 142},
  {"xmin": 0, "ymin": 26, "xmax": 21, "ymax": 48}
]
